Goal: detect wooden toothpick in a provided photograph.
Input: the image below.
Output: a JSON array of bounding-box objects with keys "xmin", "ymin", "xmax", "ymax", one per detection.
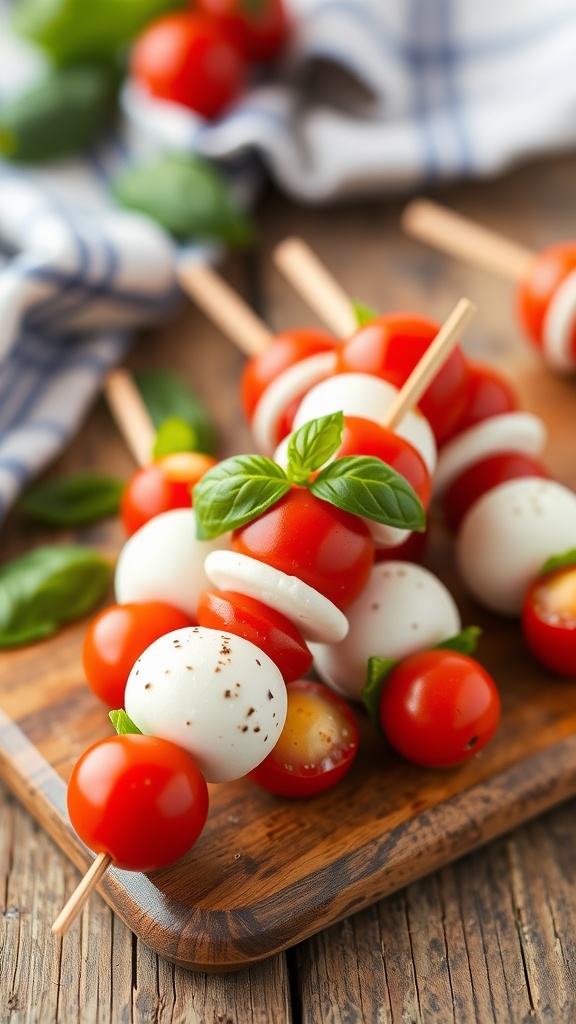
[
  {"xmin": 273, "ymin": 238, "xmax": 358, "ymax": 339},
  {"xmin": 103, "ymin": 369, "xmax": 156, "ymax": 468},
  {"xmin": 178, "ymin": 261, "xmax": 273, "ymax": 357},
  {"xmin": 51, "ymin": 852, "xmax": 112, "ymax": 937}
]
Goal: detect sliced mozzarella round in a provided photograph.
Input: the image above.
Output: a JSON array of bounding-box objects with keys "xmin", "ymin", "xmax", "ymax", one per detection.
[
  {"xmin": 125, "ymin": 626, "xmax": 287, "ymax": 783},
  {"xmin": 434, "ymin": 412, "xmax": 547, "ymax": 498},
  {"xmin": 115, "ymin": 508, "xmax": 228, "ymax": 617},
  {"xmin": 311, "ymin": 561, "xmax": 461, "ymax": 701},
  {"xmin": 204, "ymin": 549, "xmax": 348, "ymax": 644},
  {"xmin": 251, "ymin": 351, "xmax": 337, "ymax": 454},
  {"xmin": 292, "ymin": 373, "xmax": 437, "ymax": 474},
  {"xmin": 542, "ymin": 269, "xmax": 576, "ymax": 374},
  {"xmin": 457, "ymin": 478, "xmax": 576, "ymax": 616}
]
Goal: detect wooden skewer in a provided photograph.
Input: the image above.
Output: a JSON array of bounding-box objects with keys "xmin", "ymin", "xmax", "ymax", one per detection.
[
  {"xmin": 273, "ymin": 238, "xmax": 358, "ymax": 339},
  {"xmin": 103, "ymin": 369, "xmax": 156, "ymax": 468},
  {"xmin": 178, "ymin": 261, "xmax": 273, "ymax": 357},
  {"xmin": 401, "ymin": 198, "xmax": 535, "ymax": 283},
  {"xmin": 51, "ymin": 851, "xmax": 112, "ymax": 936},
  {"xmin": 382, "ymin": 298, "xmax": 477, "ymax": 430}
]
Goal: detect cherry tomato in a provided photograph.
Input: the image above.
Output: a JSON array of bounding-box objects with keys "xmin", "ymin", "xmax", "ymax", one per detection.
[
  {"xmin": 67, "ymin": 735, "xmax": 209, "ymax": 872},
  {"xmin": 442, "ymin": 452, "xmax": 551, "ymax": 534},
  {"xmin": 523, "ymin": 564, "xmax": 576, "ymax": 676},
  {"xmin": 197, "ymin": 589, "xmax": 312, "ymax": 681},
  {"xmin": 131, "ymin": 12, "xmax": 247, "ymax": 119},
  {"xmin": 517, "ymin": 243, "xmax": 576, "ymax": 356},
  {"xmin": 443, "ymin": 361, "xmax": 519, "ymax": 442},
  {"xmin": 120, "ymin": 451, "xmax": 218, "ymax": 537},
  {"xmin": 241, "ymin": 328, "xmax": 338, "ymax": 422},
  {"xmin": 82, "ymin": 602, "xmax": 194, "ymax": 708},
  {"xmin": 249, "ymin": 679, "xmax": 359, "ymax": 796},
  {"xmin": 379, "ymin": 649, "xmax": 501, "ymax": 768},
  {"xmin": 231, "ymin": 486, "xmax": 375, "ymax": 609},
  {"xmin": 194, "ymin": 0, "xmax": 290, "ymax": 63},
  {"xmin": 336, "ymin": 416, "xmax": 431, "ymax": 510},
  {"xmin": 336, "ymin": 313, "xmax": 471, "ymax": 444}
]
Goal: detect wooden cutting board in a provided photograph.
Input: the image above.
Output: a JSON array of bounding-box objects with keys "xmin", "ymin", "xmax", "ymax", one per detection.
[{"xmin": 1, "ymin": 337, "xmax": 576, "ymax": 974}]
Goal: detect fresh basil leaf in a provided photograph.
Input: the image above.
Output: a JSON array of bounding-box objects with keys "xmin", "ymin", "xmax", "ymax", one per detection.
[
  {"xmin": 193, "ymin": 455, "xmax": 290, "ymax": 540},
  {"xmin": 436, "ymin": 627, "xmax": 482, "ymax": 656},
  {"xmin": 539, "ymin": 548, "xmax": 576, "ymax": 577},
  {"xmin": 310, "ymin": 456, "xmax": 425, "ymax": 531},
  {"xmin": 286, "ymin": 412, "xmax": 344, "ymax": 484},
  {"xmin": 360, "ymin": 655, "xmax": 397, "ymax": 731},
  {"xmin": 18, "ymin": 473, "xmax": 124, "ymax": 526},
  {"xmin": 152, "ymin": 417, "xmax": 199, "ymax": 459},
  {"xmin": 0, "ymin": 546, "xmax": 112, "ymax": 648},
  {"xmin": 352, "ymin": 299, "xmax": 379, "ymax": 327},
  {"xmin": 134, "ymin": 369, "xmax": 217, "ymax": 455},
  {"xmin": 109, "ymin": 710, "xmax": 142, "ymax": 736}
]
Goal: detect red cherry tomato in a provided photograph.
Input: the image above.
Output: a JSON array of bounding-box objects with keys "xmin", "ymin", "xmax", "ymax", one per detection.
[
  {"xmin": 517, "ymin": 243, "xmax": 576, "ymax": 355},
  {"xmin": 336, "ymin": 313, "xmax": 471, "ymax": 444},
  {"xmin": 67, "ymin": 734, "xmax": 209, "ymax": 871},
  {"xmin": 443, "ymin": 361, "xmax": 519, "ymax": 441},
  {"xmin": 241, "ymin": 328, "xmax": 338, "ymax": 422},
  {"xmin": 131, "ymin": 12, "xmax": 247, "ymax": 119},
  {"xmin": 82, "ymin": 602, "xmax": 194, "ymax": 708},
  {"xmin": 523, "ymin": 564, "xmax": 576, "ymax": 676},
  {"xmin": 197, "ymin": 589, "xmax": 312, "ymax": 681},
  {"xmin": 194, "ymin": 0, "xmax": 290, "ymax": 63},
  {"xmin": 442, "ymin": 452, "xmax": 551, "ymax": 534},
  {"xmin": 379, "ymin": 649, "xmax": 501, "ymax": 768},
  {"xmin": 336, "ymin": 416, "xmax": 431, "ymax": 510},
  {"xmin": 231, "ymin": 486, "xmax": 375, "ymax": 609},
  {"xmin": 120, "ymin": 451, "xmax": 218, "ymax": 537},
  {"xmin": 250, "ymin": 679, "xmax": 359, "ymax": 796}
]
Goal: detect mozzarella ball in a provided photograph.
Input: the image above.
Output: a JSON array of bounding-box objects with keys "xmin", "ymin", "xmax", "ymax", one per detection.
[
  {"xmin": 125, "ymin": 626, "xmax": 287, "ymax": 783},
  {"xmin": 311, "ymin": 561, "xmax": 461, "ymax": 700},
  {"xmin": 115, "ymin": 508, "xmax": 228, "ymax": 618},
  {"xmin": 457, "ymin": 478, "xmax": 576, "ymax": 616},
  {"xmin": 434, "ymin": 412, "xmax": 546, "ymax": 497}
]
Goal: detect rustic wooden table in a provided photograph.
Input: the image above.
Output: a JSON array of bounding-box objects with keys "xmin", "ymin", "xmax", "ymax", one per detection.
[{"xmin": 2, "ymin": 155, "xmax": 576, "ymax": 1023}]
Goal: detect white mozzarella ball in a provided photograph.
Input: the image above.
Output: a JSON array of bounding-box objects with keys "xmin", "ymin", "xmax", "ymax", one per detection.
[
  {"xmin": 292, "ymin": 373, "xmax": 437, "ymax": 475},
  {"xmin": 311, "ymin": 561, "xmax": 461, "ymax": 700},
  {"xmin": 457, "ymin": 478, "xmax": 576, "ymax": 616},
  {"xmin": 125, "ymin": 626, "xmax": 287, "ymax": 783},
  {"xmin": 115, "ymin": 508, "xmax": 228, "ymax": 618},
  {"xmin": 434, "ymin": 412, "xmax": 546, "ymax": 497}
]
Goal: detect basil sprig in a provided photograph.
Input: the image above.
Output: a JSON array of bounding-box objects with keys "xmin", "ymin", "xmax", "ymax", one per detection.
[
  {"xmin": 538, "ymin": 548, "xmax": 576, "ymax": 577},
  {"xmin": 109, "ymin": 710, "xmax": 142, "ymax": 736},
  {"xmin": 18, "ymin": 473, "xmax": 124, "ymax": 526},
  {"xmin": 193, "ymin": 411, "xmax": 425, "ymax": 539},
  {"xmin": 134, "ymin": 369, "xmax": 217, "ymax": 456},
  {"xmin": 152, "ymin": 417, "xmax": 200, "ymax": 459},
  {"xmin": 352, "ymin": 299, "xmax": 379, "ymax": 327},
  {"xmin": 0, "ymin": 546, "xmax": 112, "ymax": 647}
]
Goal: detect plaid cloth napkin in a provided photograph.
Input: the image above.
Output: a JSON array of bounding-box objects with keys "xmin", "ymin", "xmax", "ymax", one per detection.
[{"xmin": 2, "ymin": 0, "xmax": 576, "ymax": 523}]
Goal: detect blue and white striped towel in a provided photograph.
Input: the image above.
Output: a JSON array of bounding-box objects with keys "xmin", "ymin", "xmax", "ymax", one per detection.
[{"xmin": 2, "ymin": 0, "xmax": 576, "ymax": 525}]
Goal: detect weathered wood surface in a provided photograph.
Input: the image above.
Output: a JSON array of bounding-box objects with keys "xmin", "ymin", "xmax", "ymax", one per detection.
[{"xmin": 2, "ymin": 155, "xmax": 576, "ymax": 1018}]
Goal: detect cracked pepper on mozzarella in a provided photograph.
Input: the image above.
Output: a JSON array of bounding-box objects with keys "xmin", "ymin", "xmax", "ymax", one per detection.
[{"xmin": 125, "ymin": 626, "xmax": 287, "ymax": 783}]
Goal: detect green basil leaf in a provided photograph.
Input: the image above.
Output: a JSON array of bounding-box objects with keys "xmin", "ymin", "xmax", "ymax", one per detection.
[
  {"xmin": 286, "ymin": 412, "xmax": 344, "ymax": 484},
  {"xmin": 193, "ymin": 455, "xmax": 290, "ymax": 540},
  {"xmin": 109, "ymin": 710, "xmax": 142, "ymax": 736},
  {"xmin": 360, "ymin": 655, "xmax": 398, "ymax": 731},
  {"xmin": 152, "ymin": 417, "xmax": 200, "ymax": 459},
  {"xmin": 134, "ymin": 369, "xmax": 217, "ymax": 455},
  {"xmin": 310, "ymin": 456, "xmax": 426, "ymax": 531},
  {"xmin": 352, "ymin": 299, "xmax": 379, "ymax": 327},
  {"xmin": 538, "ymin": 548, "xmax": 576, "ymax": 577},
  {"xmin": 18, "ymin": 473, "xmax": 124, "ymax": 526},
  {"xmin": 0, "ymin": 546, "xmax": 112, "ymax": 648},
  {"xmin": 435, "ymin": 627, "xmax": 482, "ymax": 656}
]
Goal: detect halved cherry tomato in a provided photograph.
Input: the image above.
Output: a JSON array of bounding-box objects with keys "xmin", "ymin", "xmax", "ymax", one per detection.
[
  {"xmin": 336, "ymin": 313, "xmax": 471, "ymax": 444},
  {"xmin": 336, "ymin": 416, "xmax": 431, "ymax": 510},
  {"xmin": 120, "ymin": 451, "xmax": 218, "ymax": 537},
  {"xmin": 444, "ymin": 361, "xmax": 518, "ymax": 442},
  {"xmin": 131, "ymin": 12, "xmax": 247, "ymax": 119},
  {"xmin": 523, "ymin": 563, "xmax": 576, "ymax": 676},
  {"xmin": 241, "ymin": 328, "xmax": 338, "ymax": 422},
  {"xmin": 231, "ymin": 486, "xmax": 375, "ymax": 609},
  {"xmin": 67, "ymin": 735, "xmax": 208, "ymax": 872},
  {"xmin": 194, "ymin": 0, "xmax": 290, "ymax": 63},
  {"xmin": 517, "ymin": 244, "xmax": 576, "ymax": 355},
  {"xmin": 82, "ymin": 601, "xmax": 194, "ymax": 708},
  {"xmin": 442, "ymin": 452, "xmax": 551, "ymax": 534},
  {"xmin": 197, "ymin": 589, "xmax": 312, "ymax": 681},
  {"xmin": 250, "ymin": 679, "xmax": 359, "ymax": 796},
  {"xmin": 379, "ymin": 649, "xmax": 501, "ymax": 768}
]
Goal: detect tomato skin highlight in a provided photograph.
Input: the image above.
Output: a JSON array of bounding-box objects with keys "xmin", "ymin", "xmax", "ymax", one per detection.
[
  {"xmin": 442, "ymin": 452, "xmax": 551, "ymax": 534},
  {"xmin": 517, "ymin": 244, "xmax": 576, "ymax": 354},
  {"xmin": 241, "ymin": 328, "xmax": 337, "ymax": 422},
  {"xmin": 523, "ymin": 565, "xmax": 576, "ymax": 676},
  {"xmin": 67, "ymin": 735, "xmax": 209, "ymax": 872},
  {"xmin": 196, "ymin": 589, "xmax": 312, "ymax": 681},
  {"xmin": 120, "ymin": 452, "xmax": 217, "ymax": 537},
  {"xmin": 231, "ymin": 486, "xmax": 375, "ymax": 610},
  {"xmin": 82, "ymin": 602, "xmax": 194, "ymax": 708},
  {"xmin": 379, "ymin": 650, "xmax": 501, "ymax": 768},
  {"xmin": 249, "ymin": 679, "xmax": 359, "ymax": 796},
  {"xmin": 194, "ymin": 0, "xmax": 290, "ymax": 63}
]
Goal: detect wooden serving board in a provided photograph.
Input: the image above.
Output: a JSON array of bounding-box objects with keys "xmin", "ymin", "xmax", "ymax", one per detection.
[{"xmin": 2, "ymin": 317, "xmax": 576, "ymax": 973}]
